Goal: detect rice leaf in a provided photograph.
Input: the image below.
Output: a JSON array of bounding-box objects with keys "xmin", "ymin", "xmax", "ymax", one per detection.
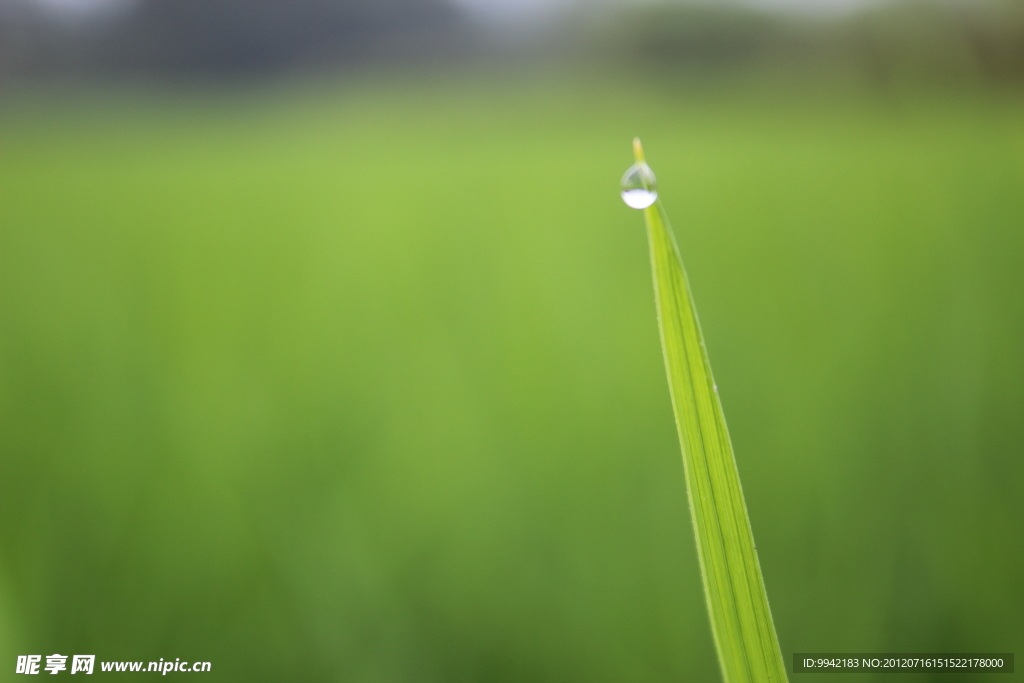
[{"xmin": 634, "ymin": 139, "xmax": 788, "ymax": 683}]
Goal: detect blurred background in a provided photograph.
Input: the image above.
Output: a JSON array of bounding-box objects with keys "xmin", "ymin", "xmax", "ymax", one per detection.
[{"xmin": 1, "ymin": 0, "xmax": 1022, "ymax": 680}]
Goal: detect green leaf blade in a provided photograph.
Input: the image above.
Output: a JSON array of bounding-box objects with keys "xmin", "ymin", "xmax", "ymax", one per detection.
[{"xmin": 643, "ymin": 200, "xmax": 788, "ymax": 683}]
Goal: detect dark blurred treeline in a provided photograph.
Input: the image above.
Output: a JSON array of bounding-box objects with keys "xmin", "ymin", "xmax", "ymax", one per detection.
[
  {"xmin": 578, "ymin": 0, "xmax": 1024, "ymax": 85},
  {"xmin": 2, "ymin": 0, "xmax": 1024, "ymax": 84},
  {"xmin": 0, "ymin": 0, "xmax": 474, "ymax": 80}
]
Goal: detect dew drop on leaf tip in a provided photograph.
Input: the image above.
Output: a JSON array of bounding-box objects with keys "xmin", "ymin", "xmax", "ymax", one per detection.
[{"xmin": 620, "ymin": 161, "xmax": 658, "ymax": 209}]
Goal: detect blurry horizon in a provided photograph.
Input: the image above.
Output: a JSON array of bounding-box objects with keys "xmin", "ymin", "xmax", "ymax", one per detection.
[
  {"xmin": 2, "ymin": 0, "xmax": 1023, "ymax": 84},
  {"xmin": 13, "ymin": 0, "xmax": 890, "ymax": 24}
]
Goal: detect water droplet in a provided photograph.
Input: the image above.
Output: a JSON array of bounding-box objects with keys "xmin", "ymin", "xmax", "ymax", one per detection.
[
  {"xmin": 620, "ymin": 162, "xmax": 657, "ymax": 209},
  {"xmin": 713, "ymin": 384, "xmax": 718, "ymax": 393}
]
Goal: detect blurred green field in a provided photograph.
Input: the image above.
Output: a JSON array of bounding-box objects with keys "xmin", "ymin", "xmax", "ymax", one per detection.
[{"xmin": 1, "ymin": 76, "xmax": 1022, "ymax": 682}]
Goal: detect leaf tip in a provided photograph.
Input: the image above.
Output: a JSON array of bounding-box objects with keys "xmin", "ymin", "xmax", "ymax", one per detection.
[{"xmin": 633, "ymin": 137, "xmax": 645, "ymax": 164}]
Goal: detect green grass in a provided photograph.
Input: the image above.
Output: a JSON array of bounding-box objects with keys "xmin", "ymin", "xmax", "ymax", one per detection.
[
  {"xmin": 637, "ymin": 138, "xmax": 787, "ymax": 683},
  {"xmin": 0, "ymin": 76, "xmax": 1023, "ymax": 682}
]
